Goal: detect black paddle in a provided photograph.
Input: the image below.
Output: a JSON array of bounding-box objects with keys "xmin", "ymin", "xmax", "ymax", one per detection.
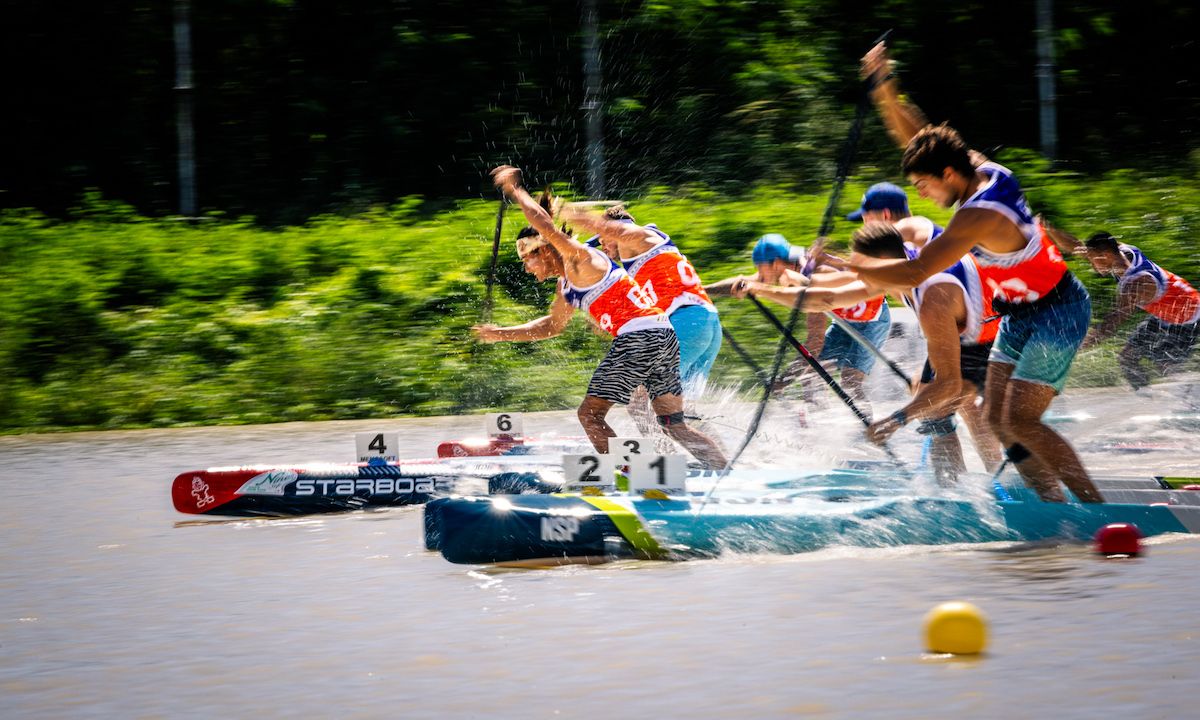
[{"xmin": 482, "ymin": 194, "xmax": 506, "ymax": 323}]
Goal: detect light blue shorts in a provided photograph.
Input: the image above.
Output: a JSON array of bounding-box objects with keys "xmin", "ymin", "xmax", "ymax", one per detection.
[
  {"xmin": 818, "ymin": 303, "xmax": 891, "ymax": 375},
  {"xmin": 989, "ymin": 273, "xmax": 1091, "ymax": 393},
  {"xmin": 670, "ymin": 304, "xmax": 722, "ymax": 395}
]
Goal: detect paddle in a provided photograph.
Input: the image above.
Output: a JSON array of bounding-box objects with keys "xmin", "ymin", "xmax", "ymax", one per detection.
[
  {"xmin": 482, "ymin": 193, "xmax": 506, "ymax": 323},
  {"xmin": 720, "ymin": 326, "xmax": 773, "ymax": 391},
  {"xmin": 746, "ymin": 293, "xmax": 872, "ymax": 425},
  {"xmin": 715, "ymin": 44, "xmax": 876, "ymax": 476},
  {"xmin": 823, "ymin": 311, "xmax": 912, "ymax": 386}
]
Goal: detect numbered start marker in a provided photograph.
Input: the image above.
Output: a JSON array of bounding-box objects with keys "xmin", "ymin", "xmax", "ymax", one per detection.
[
  {"xmin": 628, "ymin": 454, "xmax": 688, "ymax": 497},
  {"xmin": 356, "ymin": 432, "xmax": 400, "ymax": 464},
  {"xmin": 486, "ymin": 412, "xmax": 524, "ymax": 439},
  {"xmin": 608, "ymin": 437, "xmax": 648, "ymax": 465},
  {"xmin": 563, "ymin": 453, "xmax": 615, "ymax": 492}
]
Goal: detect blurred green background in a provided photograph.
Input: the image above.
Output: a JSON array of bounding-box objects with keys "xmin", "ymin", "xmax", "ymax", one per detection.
[{"xmin": 2, "ymin": 1, "xmax": 1197, "ymax": 432}]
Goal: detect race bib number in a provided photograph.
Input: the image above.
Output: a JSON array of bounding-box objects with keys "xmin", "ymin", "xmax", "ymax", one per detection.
[
  {"xmin": 627, "ymin": 282, "xmax": 657, "ymax": 309},
  {"xmin": 563, "ymin": 454, "xmax": 615, "ymax": 492},
  {"xmin": 608, "ymin": 436, "xmax": 647, "ymax": 465},
  {"xmin": 628, "ymin": 453, "xmax": 688, "ymax": 497},
  {"xmin": 677, "ymin": 259, "xmax": 701, "ymax": 286},
  {"xmin": 486, "ymin": 412, "xmax": 524, "ymax": 439},
  {"xmin": 356, "ymin": 432, "xmax": 399, "ymax": 463}
]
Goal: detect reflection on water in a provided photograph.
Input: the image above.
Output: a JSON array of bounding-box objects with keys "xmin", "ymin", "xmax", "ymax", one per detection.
[{"xmin": 3, "ymin": 383, "xmax": 1200, "ymax": 718}]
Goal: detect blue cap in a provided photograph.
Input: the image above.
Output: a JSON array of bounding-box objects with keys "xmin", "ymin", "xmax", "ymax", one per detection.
[
  {"xmin": 847, "ymin": 182, "xmax": 909, "ymax": 221},
  {"xmin": 752, "ymin": 234, "xmax": 802, "ymax": 265}
]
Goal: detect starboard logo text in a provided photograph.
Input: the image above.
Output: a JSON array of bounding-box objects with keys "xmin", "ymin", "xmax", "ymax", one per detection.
[{"xmin": 293, "ymin": 477, "xmax": 440, "ymax": 496}]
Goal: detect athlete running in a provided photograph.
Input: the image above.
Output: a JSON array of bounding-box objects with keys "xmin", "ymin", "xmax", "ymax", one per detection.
[
  {"xmin": 834, "ymin": 42, "xmax": 1102, "ymax": 503},
  {"xmin": 561, "ymin": 205, "xmax": 723, "ymax": 399},
  {"xmin": 1047, "ymin": 227, "xmax": 1200, "ymax": 390},
  {"xmin": 473, "ymin": 167, "xmax": 728, "ymax": 468}
]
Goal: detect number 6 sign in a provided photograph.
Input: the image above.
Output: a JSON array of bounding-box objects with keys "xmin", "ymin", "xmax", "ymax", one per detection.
[{"xmin": 486, "ymin": 412, "xmax": 523, "ymax": 439}]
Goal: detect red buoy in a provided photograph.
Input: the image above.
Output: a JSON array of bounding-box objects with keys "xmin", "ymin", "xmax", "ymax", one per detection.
[
  {"xmin": 1094, "ymin": 523, "xmax": 1143, "ymax": 557},
  {"xmin": 1182, "ymin": 485, "xmax": 1200, "ymax": 491}
]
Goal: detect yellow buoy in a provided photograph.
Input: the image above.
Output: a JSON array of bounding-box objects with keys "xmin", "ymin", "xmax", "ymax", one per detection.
[{"xmin": 923, "ymin": 601, "xmax": 988, "ymax": 655}]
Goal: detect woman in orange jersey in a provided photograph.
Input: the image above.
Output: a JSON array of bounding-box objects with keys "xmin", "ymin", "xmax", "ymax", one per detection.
[{"xmin": 473, "ymin": 167, "xmax": 728, "ymax": 469}]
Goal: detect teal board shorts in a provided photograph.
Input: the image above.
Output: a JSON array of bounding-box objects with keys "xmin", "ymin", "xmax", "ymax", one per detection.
[
  {"xmin": 670, "ymin": 304, "xmax": 722, "ymax": 396},
  {"xmin": 989, "ymin": 273, "xmax": 1091, "ymax": 393}
]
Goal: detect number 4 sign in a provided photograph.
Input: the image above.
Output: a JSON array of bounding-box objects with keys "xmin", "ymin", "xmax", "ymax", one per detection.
[
  {"xmin": 356, "ymin": 432, "xmax": 399, "ymax": 464},
  {"xmin": 627, "ymin": 454, "xmax": 688, "ymax": 497}
]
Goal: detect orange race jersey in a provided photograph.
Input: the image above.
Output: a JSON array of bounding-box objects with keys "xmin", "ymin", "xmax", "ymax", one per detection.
[
  {"xmin": 962, "ymin": 162, "xmax": 1068, "ymax": 305},
  {"xmin": 831, "ymin": 294, "xmax": 886, "ymax": 322},
  {"xmin": 620, "ymin": 229, "xmax": 715, "ymax": 316},
  {"xmin": 560, "ymin": 247, "xmax": 670, "ymax": 337},
  {"xmin": 1119, "ymin": 244, "xmax": 1200, "ymax": 325}
]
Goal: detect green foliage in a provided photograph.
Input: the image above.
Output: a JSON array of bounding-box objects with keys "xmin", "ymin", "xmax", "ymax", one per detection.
[{"xmin": 2, "ymin": 162, "xmax": 1199, "ymax": 433}]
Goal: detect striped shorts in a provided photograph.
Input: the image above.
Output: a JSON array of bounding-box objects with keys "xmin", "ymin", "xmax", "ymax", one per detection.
[{"xmin": 586, "ymin": 328, "xmax": 683, "ymax": 404}]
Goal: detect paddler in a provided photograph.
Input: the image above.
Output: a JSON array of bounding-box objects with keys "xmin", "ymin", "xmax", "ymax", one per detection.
[
  {"xmin": 831, "ymin": 41, "xmax": 1101, "ymax": 503},
  {"xmin": 709, "ymin": 233, "xmax": 891, "ymax": 419},
  {"xmin": 728, "ymin": 223, "xmax": 1003, "ymax": 483},
  {"xmin": 1045, "ymin": 227, "xmax": 1200, "ymax": 391},
  {"xmin": 473, "ymin": 166, "xmax": 728, "ymax": 469},
  {"xmin": 559, "ymin": 204, "xmax": 722, "ymax": 400}
]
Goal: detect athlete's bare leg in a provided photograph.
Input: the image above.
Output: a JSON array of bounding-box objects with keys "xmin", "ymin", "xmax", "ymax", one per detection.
[
  {"xmin": 840, "ymin": 367, "xmax": 872, "ymax": 420},
  {"xmin": 984, "ymin": 363, "xmax": 1102, "ymax": 503},
  {"xmin": 984, "ymin": 363, "xmax": 1064, "ymax": 501},
  {"xmin": 626, "ymin": 385, "xmax": 658, "ymax": 437},
  {"xmin": 577, "ymin": 395, "xmax": 617, "ymax": 453},
  {"xmin": 650, "ymin": 393, "xmax": 728, "ymax": 469},
  {"xmin": 957, "ymin": 385, "xmax": 1003, "ymax": 472},
  {"xmin": 928, "ymin": 432, "xmax": 966, "ymax": 486}
]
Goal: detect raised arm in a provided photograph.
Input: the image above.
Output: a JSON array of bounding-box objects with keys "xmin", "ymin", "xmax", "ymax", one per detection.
[
  {"xmin": 862, "ymin": 42, "xmax": 930, "ymax": 149},
  {"xmin": 473, "ymin": 292, "xmax": 575, "ymax": 343},
  {"xmin": 491, "ymin": 166, "xmax": 589, "ymax": 266}
]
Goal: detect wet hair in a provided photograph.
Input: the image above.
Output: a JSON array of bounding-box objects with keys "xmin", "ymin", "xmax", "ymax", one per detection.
[
  {"xmin": 1084, "ymin": 232, "xmax": 1120, "ymax": 255},
  {"xmin": 901, "ymin": 123, "xmax": 976, "ymax": 179},
  {"xmin": 604, "ymin": 205, "xmax": 636, "ymax": 222},
  {"xmin": 851, "ymin": 222, "xmax": 907, "ymax": 259}
]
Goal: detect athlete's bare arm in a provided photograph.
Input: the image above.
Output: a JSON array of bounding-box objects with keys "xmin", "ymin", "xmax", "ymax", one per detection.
[
  {"xmin": 862, "ymin": 43, "xmax": 929, "ymax": 149},
  {"xmin": 1042, "ymin": 221, "xmax": 1086, "ymax": 257},
  {"xmin": 1083, "ymin": 275, "xmax": 1157, "ymax": 348},
  {"xmin": 845, "ymin": 208, "xmax": 1015, "ymax": 289},
  {"xmin": 491, "ymin": 166, "xmax": 605, "ymax": 284},
  {"xmin": 866, "ymin": 284, "xmax": 964, "ymax": 444},
  {"xmin": 862, "ymin": 44, "xmax": 988, "ymax": 167},
  {"xmin": 895, "ymin": 216, "xmax": 937, "ymax": 249},
  {"xmin": 473, "ymin": 292, "xmax": 575, "ymax": 343},
  {"xmin": 559, "ymin": 207, "xmax": 659, "ymax": 256}
]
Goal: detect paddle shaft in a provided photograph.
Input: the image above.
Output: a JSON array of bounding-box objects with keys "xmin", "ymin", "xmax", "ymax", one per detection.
[
  {"xmin": 482, "ymin": 196, "xmax": 506, "ymax": 322},
  {"xmin": 747, "ymin": 294, "xmax": 871, "ymax": 427},
  {"xmin": 721, "ymin": 326, "xmax": 772, "ymax": 390},
  {"xmin": 823, "ymin": 310, "xmax": 912, "ymax": 386}
]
